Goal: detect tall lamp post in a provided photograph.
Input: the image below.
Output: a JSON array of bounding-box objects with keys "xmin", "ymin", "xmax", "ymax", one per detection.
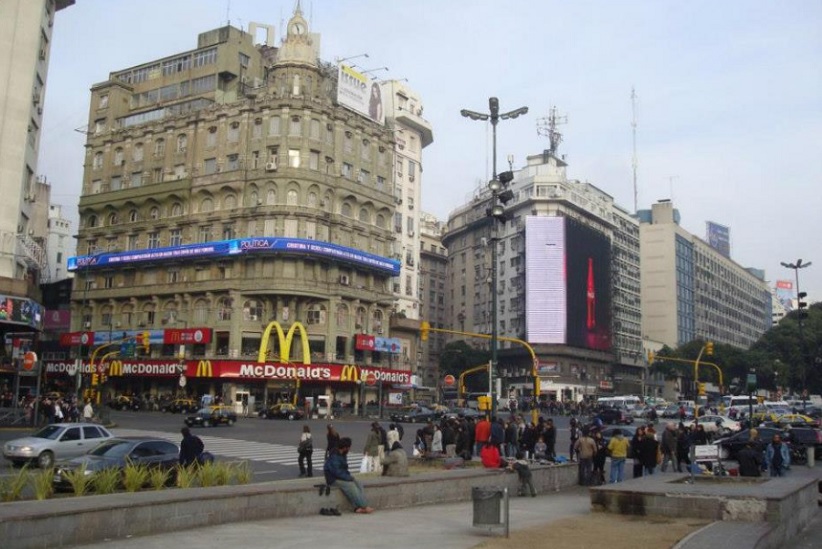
[
  {"xmin": 781, "ymin": 258, "xmax": 812, "ymax": 393},
  {"xmin": 460, "ymin": 97, "xmax": 528, "ymax": 417}
]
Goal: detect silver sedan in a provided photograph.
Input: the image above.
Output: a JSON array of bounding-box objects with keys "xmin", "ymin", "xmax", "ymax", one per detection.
[{"xmin": 3, "ymin": 423, "xmax": 113, "ymax": 468}]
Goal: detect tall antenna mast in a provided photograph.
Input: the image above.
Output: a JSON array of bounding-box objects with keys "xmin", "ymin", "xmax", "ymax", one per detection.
[
  {"xmin": 631, "ymin": 87, "xmax": 638, "ymax": 213},
  {"xmin": 226, "ymin": 0, "xmax": 231, "ymax": 25},
  {"xmin": 536, "ymin": 106, "xmax": 568, "ymax": 155}
]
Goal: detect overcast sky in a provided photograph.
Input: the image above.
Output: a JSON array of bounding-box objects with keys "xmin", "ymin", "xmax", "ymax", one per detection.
[{"xmin": 39, "ymin": 0, "xmax": 822, "ymax": 299}]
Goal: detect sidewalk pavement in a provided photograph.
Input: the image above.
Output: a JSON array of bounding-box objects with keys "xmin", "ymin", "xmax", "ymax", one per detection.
[{"xmin": 71, "ymin": 487, "xmax": 593, "ymax": 549}]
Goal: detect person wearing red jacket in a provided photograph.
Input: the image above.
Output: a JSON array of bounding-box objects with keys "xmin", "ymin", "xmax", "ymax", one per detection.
[
  {"xmin": 475, "ymin": 417, "xmax": 491, "ymax": 457},
  {"xmin": 480, "ymin": 442, "xmax": 504, "ymax": 469}
]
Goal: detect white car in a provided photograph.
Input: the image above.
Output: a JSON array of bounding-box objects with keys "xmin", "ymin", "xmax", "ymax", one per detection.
[
  {"xmin": 682, "ymin": 415, "xmax": 741, "ymax": 437},
  {"xmin": 3, "ymin": 423, "xmax": 113, "ymax": 468}
]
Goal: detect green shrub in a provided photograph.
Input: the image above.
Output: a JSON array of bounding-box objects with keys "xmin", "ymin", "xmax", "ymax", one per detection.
[
  {"xmin": 0, "ymin": 466, "xmax": 30, "ymax": 502},
  {"xmin": 122, "ymin": 463, "xmax": 149, "ymax": 492},
  {"xmin": 148, "ymin": 467, "xmax": 171, "ymax": 490},
  {"xmin": 214, "ymin": 461, "xmax": 232, "ymax": 486},
  {"xmin": 62, "ymin": 468, "xmax": 93, "ymax": 497},
  {"xmin": 175, "ymin": 464, "xmax": 197, "ymax": 488},
  {"xmin": 232, "ymin": 461, "xmax": 253, "ymax": 485},
  {"xmin": 197, "ymin": 460, "xmax": 219, "ymax": 487},
  {"xmin": 92, "ymin": 468, "xmax": 121, "ymax": 495},
  {"xmin": 31, "ymin": 468, "xmax": 54, "ymax": 500}
]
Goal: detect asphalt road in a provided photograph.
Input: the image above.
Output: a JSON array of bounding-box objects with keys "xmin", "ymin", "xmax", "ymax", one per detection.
[{"xmin": 0, "ymin": 410, "xmax": 583, "ymax": 482}]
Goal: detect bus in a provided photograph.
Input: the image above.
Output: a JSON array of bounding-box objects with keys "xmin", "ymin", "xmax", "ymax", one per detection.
[{"xmin": 596, "ymin": 395, "xmax": 642, "ymax": 410}]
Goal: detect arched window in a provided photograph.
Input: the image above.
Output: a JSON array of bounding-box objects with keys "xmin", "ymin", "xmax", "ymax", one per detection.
[
  {"xmin": 249, "ymin": 190, "xmax": 259, "ymax": 206},
  {"xmin": 341, "ymin": 202, "xmax": 352, "ymax": 218},
  {"xmin": 176, "ymin": 134, "xmax": 187, "ymax": 153},
  {"xmin": 149, "ymin": 206, "xmax": 160, "ymax": 220},
  {"xmin": 87, "ymin": 215, "xmax": 98, "ymax": 228},
  {"xmin": 200, "ymin": 197, "xmax": 213, "ymax": 213},
  {"xmin": 307, "ymin": 191, "xmax": 318, "ymax": 207},
  {"xmin": 107, "ymin": 212, "xmax": 118, "ymax": 226},
  {"xmin": 224, "ymin": 195, "xmax": 236, "ymax": 210},
  {"xmin": 129, "ymin": 209, "xmax": 139, "ymax": 223},
  {"xmin": 113, "ymin": 148, "xmax": 123, "ymax": 166},
  {"xmin": 193, "ymin": 299, "xmax": 209, "ymax": 324},
  {"xmin": 306, "ymin": 304, "xmax": 326, "ymax": 325},
  {"xmin": 336, "ymin": 303, "xmax": 349, "ymax": 329},
  {"xmin": 355, "ymin": 306, "xmax": 366, "ymax": 330},
  {"xmin": 133, "ymin": 143, "xmax": 144, "ymax": 162},
  {"xmin": 217, "ymin": 297, "xmax": 233, "ymax": 321},
  {"xmin": 287, "ymin": 189, "xmax": 298, "ymax": 206},
  {"xmin": 372, "ymin": 309, "xmax": 384, "ymax": 333},
  {"xmin": 266, "ymin": 188, "xmax": 276, "ymax": 205},
  {"xmin": 358, "ymin": 208, "xmax": 370, "ymax": 223},
  {"xmin": 93, "ymin": 151, "xmax": 103, "ymax": 169},
  {"xmin": 171, "ymin": 203, "xmax": 183, "ymax": 217},
  {"xmin": 376, "ymin": 214, "xmax": 386, "ymax": 228},
  {"xmin": 154, "ymin": 138, "xmax": 165, "ymax": 157},
  {"xmin": 242, "ymin": 299, "xmax": 263, "ymax": 321}
]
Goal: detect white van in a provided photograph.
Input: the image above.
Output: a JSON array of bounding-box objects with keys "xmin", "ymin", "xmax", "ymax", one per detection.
[{"xmin": 721, "ymin": 395, "xmax": 757, "ymax": 411}]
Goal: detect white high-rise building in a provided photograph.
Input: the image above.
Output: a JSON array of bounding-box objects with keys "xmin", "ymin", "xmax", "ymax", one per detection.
[{"xmin": 380, "ymin": 81, "xmax": 433, "ymax": 319}]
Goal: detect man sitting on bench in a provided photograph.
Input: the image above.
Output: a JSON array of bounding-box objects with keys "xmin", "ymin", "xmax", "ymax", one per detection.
[{"xmin": 323, "ymin": 437, "xmax": 374, "ymax": 514}]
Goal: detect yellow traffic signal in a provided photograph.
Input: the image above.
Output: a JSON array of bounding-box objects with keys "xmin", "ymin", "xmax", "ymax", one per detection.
[
  {"xmin": 705, "ymin": 341, "xmax": 714, "ymax": 356},
  {"xmin": 91, "ymin": 373, "xmax": 99, "ymax": 387},
  {"xmin": 141, "ymin": 331, "xmax": 151, "ymax": 352},
  {"xmin": 647, "ymin": 350, "xmax": 655, "ymax": 364},
  {"xmin": 420, "ymin": 321, "xmax": 430, "ymax": 342},
  {"xmin": 698, "ymin": 382, "xmax": 706, "ymax": 396}
]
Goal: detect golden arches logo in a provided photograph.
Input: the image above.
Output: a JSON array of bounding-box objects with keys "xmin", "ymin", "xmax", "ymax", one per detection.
[
  {"xmin": 108, "ymin": 361, "xmax": 123, "ymax": 376},
  {"xmin": 195, "ymin": 360, "xmax": 213, "ymax": 377},
  {"xmin": 340, "ymin": 365, "xmax": 360, "ymax": 382},
  {"xmin": 257, "ymin": 321, "xmax": 311, "ymax": 364}
]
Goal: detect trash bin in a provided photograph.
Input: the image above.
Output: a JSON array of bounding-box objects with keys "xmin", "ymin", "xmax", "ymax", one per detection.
[{"xmin": 472, "ymin": 486, "xmax": 503, "ymax": 526}]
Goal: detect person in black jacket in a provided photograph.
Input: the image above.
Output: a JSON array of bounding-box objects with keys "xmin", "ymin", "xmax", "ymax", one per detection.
[
  {"xmin": 179, "ymin": 427, "xmax": 204, "ymax": 467},
  {"xmin": 630, "ymin": 425, "xmax": 646, "ymax": 478},
  {"xmin": 737, "ymin": 441, "xmax": 763, "ymax": 477}
]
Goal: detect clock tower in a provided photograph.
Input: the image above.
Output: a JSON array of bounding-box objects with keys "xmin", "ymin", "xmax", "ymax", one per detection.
[{"xmin": 276, "ymin": 1, "xmax": 319, "ymax": 67}]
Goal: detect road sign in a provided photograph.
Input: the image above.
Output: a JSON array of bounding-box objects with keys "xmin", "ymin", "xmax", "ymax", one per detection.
[
  {"xmin": 365, "ymin": 373, "xmax": 377, "ymax": 386},
  {"xmin": 443, "ymin": 374, "xmax": 456, "ymax": 387},
  {"xmin": 179, "ymin": 375, "xmax": 187, "ymax": 388},
  {"xmin": 22, "ymin": 351, "xmax": 37, "ymax": 371}
]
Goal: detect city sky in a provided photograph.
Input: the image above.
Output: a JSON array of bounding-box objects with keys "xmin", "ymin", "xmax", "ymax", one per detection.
[{"xmin": 39, "ymin": 0, "xmax": 822, "ymax": 299}]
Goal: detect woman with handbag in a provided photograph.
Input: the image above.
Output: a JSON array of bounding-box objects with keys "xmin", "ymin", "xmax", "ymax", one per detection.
[{"xmin": 298, "ymin": 424, "xmax": 314, "ymax": 477}]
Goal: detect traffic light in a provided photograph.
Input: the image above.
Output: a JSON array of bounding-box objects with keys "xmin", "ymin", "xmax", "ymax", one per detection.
[
  {"xmin": 698, "ymin": 382, "xmax": 706, "ymax": 396},
  {"xmin": 798, "ymin": 292, "xmax": 808, "ymax": 319},
  {"xmin": 140, "ymin": 331, "xmax": 150, "ymax": 352},
  {"xmin": 420, "ymin": 321, "xmax": 430, "ymax": 342},
  {"xmin": 705, "ymin": 341, "xmax": 714, "ymax": 356},
  {"xmin": 91, "ymin": 373, "xmax": 99, "ymax": 387},
  {"xmin": 647, "ymin": 350, "xmax": 655, "ymax": 364}
]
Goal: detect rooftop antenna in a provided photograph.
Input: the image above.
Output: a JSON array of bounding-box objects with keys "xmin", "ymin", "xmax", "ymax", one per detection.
[
  {"xmin": 669, "ymin": 176, "xmax": 678, "ymax": 202},
  {"xmin": 226, "ymin": 0, "xmax": 231, "ymax": 25},
  {"xmin": 631, "ymin": 87, "xmax": 638, "ymax": 213},
  {"xmin": 536, "ymin": 106, "xmax": 567, "ymax": 156}
]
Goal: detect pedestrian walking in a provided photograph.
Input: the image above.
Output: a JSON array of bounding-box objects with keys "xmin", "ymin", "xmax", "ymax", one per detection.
[
  {"xmin": 660, "ymin": 423, "xmax": 677, "ymax": 472},
  {"xmin": 607, "ymin": 429, "xmax": 630, "ymax": 483},
  {"xmin": 568, "ymin": 418, "xmax": 580, "ymax": 462},
  {"xmin": 298, "ymin": 424, "xmax": 313, "ymax": 478},
  {"xmin": 179, "ymin": 427, "xmax": 205, "ymax": 467},
  {"xmin": 765, "ymin": 434, "xmax": 790, "ymax": 477},
  {"xmin": 574, "ymin": 428, "xmax": 597, "ymax": 486}
]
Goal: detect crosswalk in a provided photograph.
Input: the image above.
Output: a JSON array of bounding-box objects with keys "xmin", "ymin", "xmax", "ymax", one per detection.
[{"xmin": 112, "ymin": 428, "xmax": 365, "ymax": 466}]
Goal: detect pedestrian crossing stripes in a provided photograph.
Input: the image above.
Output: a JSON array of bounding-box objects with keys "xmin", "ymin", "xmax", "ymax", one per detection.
[{"xmin": 111, "ymin": 428, "xmax": 365, "ymax": 466}]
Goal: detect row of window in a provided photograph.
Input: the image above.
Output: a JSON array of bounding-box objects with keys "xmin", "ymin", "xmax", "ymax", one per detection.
[{"xmin": 115, "ymin": 48, "xmax": 217, "ymax": 85}]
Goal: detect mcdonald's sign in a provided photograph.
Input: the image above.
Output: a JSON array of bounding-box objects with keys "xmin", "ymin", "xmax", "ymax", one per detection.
[
  {"xmin": 108, "ymin": 360, "xmax": 124, "ymax": 377},
  {"xmin": 340, "ymin": 365, "xmax": 360, "ymax": 382},
  {"xmin": 195, "ymin": 360, "xmax": 213, "ymax": 378},
  {"xmin": 258, "ymin": 321, "xmax": 311, "ymax": 364}
]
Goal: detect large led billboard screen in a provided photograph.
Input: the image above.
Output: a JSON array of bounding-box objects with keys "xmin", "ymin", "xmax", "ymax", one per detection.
[{"xmin": 525, "ymin": 216, "xmax": 612, "ymax": 351}]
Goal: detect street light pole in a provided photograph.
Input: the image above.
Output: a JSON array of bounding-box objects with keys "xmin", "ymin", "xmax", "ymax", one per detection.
[
  {"xmin": 461, "ymin": 97, "xmax": 528, "ymax": 418},
  {"xmin": 781, "ymin": 258, "xmax": 812, "ymax": 394}
]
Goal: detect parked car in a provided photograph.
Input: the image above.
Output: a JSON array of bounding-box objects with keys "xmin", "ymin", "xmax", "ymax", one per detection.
[
  {"xmin": 714, "ymin": 427, "xmax": 788, "ymax": 461},
  {"xmin": 53, "ymin": 437, "xmax": 179, "ymax": 491},
  {"xmin": 3, "ymin": 423, "xmax": 114, "ymax": 468},
  {"xmin": 682, "ymin": 415, "xmax": 741, "ymax": 437},
  {"xmin": 161, "ymin": 398, "xmax": 199, "ymax": 414},
  {"xmin": 445, "ymin": 407, "xmax": 484, "ymax": 420},
  {"xmin": 784, "ymin": 427, "xmax": 822, "ymax": 462},
  {"xmin": 107, "ymin": 395, "xmax": 142, "ymax": 411},
  {"xmin": 258, "ymin": 403, "xmax": 304, "ymax": 420},
  {"xmin": 593, "ymin": 406, "xmax": 634, "ymax": 425},
  {"xmin": 185, "ymin": 406, "xmax": 237, "ymax": 427},
  {"xmin": 773, "ymin": 414, "xmax": 819, "ymax": 428},
  {"xmin": 390, "ymin": 406, "xmax": 437, "ymax": 423},
  {"xmin": 598, "ymin": 425, "xmax": 638, "ymax": 447}
]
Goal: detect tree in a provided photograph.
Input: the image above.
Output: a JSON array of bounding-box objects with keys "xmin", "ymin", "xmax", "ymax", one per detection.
[{"xmin": 438, "ymin": 341, "xmax": 491, "ymax": 394}]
